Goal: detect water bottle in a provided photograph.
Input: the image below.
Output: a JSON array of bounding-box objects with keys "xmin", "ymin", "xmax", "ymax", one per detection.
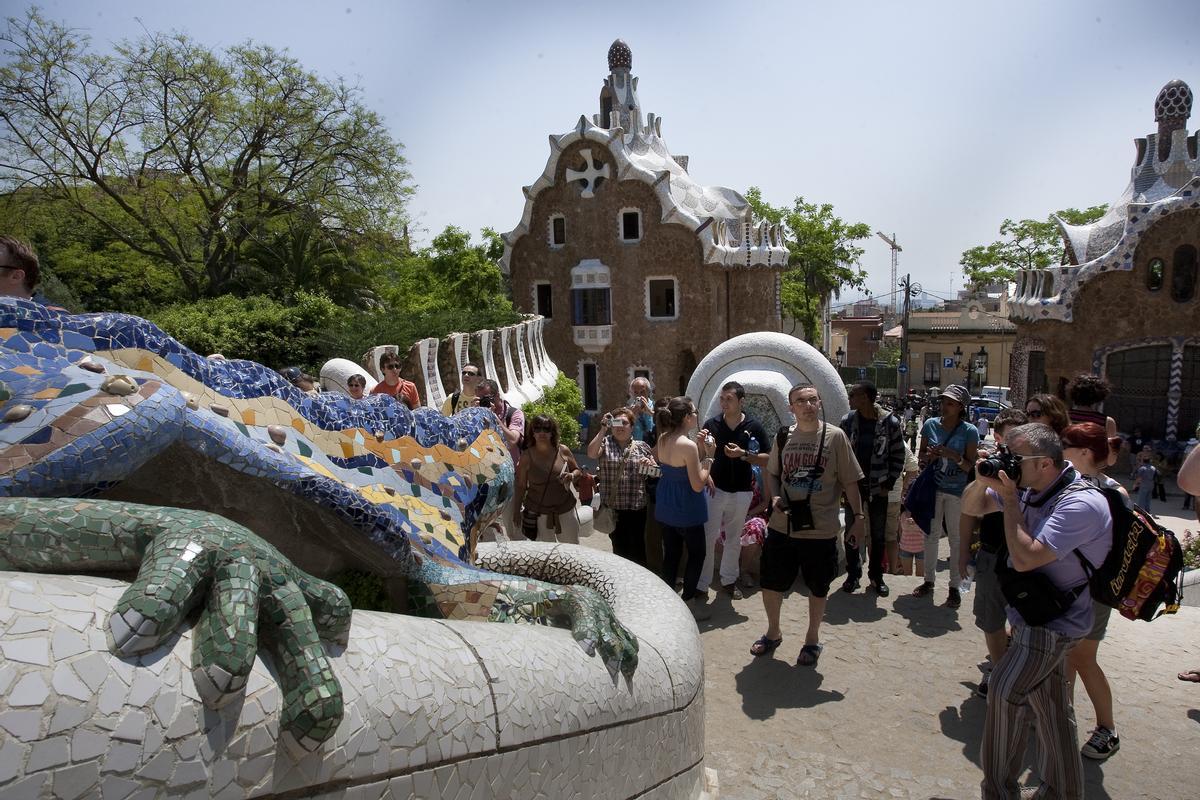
[
  {"xmin": 748, "ymin": 436, "xmax": 760, "ymax": 456},
  {"xmin": 959, "ymin": 564, "xmax": 975, "ymax": 594}
]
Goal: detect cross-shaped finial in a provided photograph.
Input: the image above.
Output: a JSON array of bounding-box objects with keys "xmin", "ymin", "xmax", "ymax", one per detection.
[{"xmin": 565, "ymin": 149, "xmax": 610, "ymax": 199}]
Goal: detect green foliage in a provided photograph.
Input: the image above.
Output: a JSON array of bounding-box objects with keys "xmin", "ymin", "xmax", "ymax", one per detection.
[
  {"xmin": 959, "ymin": 205, "xmax": 1108, "ymax": 289},
  {"xmin": 378, "ymin": 226, "xmax": 511, "ymax": 315},
  {"xmin": 0, "ymin": 188, "xmax": 187, "ymax": 312},
  {"xmin": 328, "ymin": 569, "xmax": 396, "ymax": 612},
  {"xmin": 0, "ymin": 9, "xmax": 412, "ymax": 299},
  {"xmin": 875, "ymin": 342, "xmax": 901, "ymax": 367},
  {"xmin": 745, "ymin": 187, "xmax": 871, "ymax": 345},
  {"xmin": 150, "ymin": 292, "xmax": 338, "ymax": 369},
  {"xmin": 523, "ymin": 372, "xmax": 585, "ymax": 450}
]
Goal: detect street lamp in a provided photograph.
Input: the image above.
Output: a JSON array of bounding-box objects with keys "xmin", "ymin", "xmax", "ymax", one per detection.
[
  {"xmin": 952, "ymin": 346, "xmax": 973, "ymax": 395},
  {"xmin": 974, "ymin": 345, "xmax": 989, "ymax": 395},
  {"xmin": 835, "ymin": 346, "xmax": 845, "ymax": 367}
]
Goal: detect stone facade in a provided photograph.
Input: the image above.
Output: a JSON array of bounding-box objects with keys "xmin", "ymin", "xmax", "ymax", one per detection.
[
  {"xmin": 905, "ymin": 308, "xmax": 1016, "ymax": 394},
  {"xmin": 1008, "ymin": 80, "xmax": 1200, "ymax": 439},
  {"xmin": 503, "ymin": 40, "xmax": 788, "ymax": 410}
]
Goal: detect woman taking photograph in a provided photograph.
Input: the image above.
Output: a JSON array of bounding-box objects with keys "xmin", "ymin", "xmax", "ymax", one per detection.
[
  {"xmin": 1060, "ymin": 422, "xmax": 1128, "ymax": 761},
  {"xmin": 654, "ymin": 397, "xmax": 717, "ymax": 619},
  {"xmin": 511, "ymin": 414, "xmax": 584, "ymax": 543},
  {"xmin": 587, "ymin": 407, "xmax": 656, "ymax": 565}
]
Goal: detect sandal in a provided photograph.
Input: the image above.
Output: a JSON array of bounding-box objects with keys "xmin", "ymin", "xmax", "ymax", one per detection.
[
  {"xmin": 796, "ymin": 643, "xmax": 823, "ymax": 667},
  {"xmin": 750, "ymin": 635, "xmax": 783, "ymax": 657},
  {"xmin": 912, "ymin": 581, "xmax": 934, "ymax": 598},
  {"xmin": 1178, "ymin": 669, "xmax": 1200, "ymax": 683}
]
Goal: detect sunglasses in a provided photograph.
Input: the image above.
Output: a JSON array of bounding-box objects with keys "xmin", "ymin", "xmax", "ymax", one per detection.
[
  {"xmin": 1027, "ymin": 409, "xmax": 1044, "ymax": 418},
  {"xmin": 382, "ymin": 364, "xmax": 400, "ymax": 371}
]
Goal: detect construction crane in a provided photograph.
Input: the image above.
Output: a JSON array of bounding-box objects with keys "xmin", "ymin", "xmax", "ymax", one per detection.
[{"xmin": 877, "ymin": 232, "xmax": 902, "ymax": 315}]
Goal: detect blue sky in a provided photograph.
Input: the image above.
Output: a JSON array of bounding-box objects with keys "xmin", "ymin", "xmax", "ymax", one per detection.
[{"xmin": 16, "ymin": 0, "xmax": 1200, "ymax": 307}]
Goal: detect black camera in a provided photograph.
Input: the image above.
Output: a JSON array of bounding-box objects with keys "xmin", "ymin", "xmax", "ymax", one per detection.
[
  {"xmin": 787, "ymin": 501, "xmax": 816, "ymax": 532},
  {"xmin": 976, "ymin": 444, "xmax": 1022, "ymax": 480},
  {"xmin": 477, "ymin": 395, "xmax": 495, "ymax": 409}
]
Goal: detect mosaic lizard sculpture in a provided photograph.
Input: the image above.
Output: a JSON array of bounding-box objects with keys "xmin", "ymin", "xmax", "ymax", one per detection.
[{"xmin": 0, "ymin": 298, "xmax": 638, "ymax": 750}]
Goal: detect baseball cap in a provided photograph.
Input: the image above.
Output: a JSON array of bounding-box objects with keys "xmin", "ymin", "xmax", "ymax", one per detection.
[{"xmin": 939, "ymin": 384, "xmax": 970, "ymax": 406}]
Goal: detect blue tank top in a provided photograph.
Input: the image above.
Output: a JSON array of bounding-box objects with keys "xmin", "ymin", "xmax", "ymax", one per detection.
[{"xmin": 654, "ymin": 463, "xmax": 708, "ymax": 527}]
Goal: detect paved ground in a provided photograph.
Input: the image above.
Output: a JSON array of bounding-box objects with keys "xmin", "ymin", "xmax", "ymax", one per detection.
[{"xmin": 580, "ymin": 489, "xmax": 1200, "ymax": 800}]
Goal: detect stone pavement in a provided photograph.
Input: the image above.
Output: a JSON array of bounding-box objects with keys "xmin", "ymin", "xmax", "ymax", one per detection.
[{"xmin": 579, "ymin": 501, "xmax": 1200, "ymax": 800}]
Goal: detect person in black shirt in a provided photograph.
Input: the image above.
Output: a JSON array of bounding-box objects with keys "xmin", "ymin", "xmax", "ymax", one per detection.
[
  {"xmin": 838, "ymin": 381, "xmax": 905, "ymax": 596},
  {"xmin": 957, "ymin": 408, "xmax": 1027, "ymax": 697},
  {"xmin": 698, "ymin": 381, "xmax": 769, "ymax": 599}
]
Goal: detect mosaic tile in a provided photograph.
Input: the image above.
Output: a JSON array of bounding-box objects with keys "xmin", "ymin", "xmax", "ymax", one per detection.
[{"xmin": 0, "ymin": 297, "xmax": 682, "ymax": 797}]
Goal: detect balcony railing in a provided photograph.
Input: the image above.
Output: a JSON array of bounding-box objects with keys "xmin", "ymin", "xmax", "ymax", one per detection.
[{"xmin": 573, "ymin": 325, "xmax": 613, "ymax": 353}]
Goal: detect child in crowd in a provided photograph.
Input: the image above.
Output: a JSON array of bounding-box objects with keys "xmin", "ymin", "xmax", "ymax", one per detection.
[
  {"xmin": 886, "ymin": 440, "xmax": 920, "ymax": 573},
  {"xmin": 897, "ymin": 509, "xmax": 924, "ymax": 576},
  {"xmin": 714, "ymin": 465, "xmax": 769, "ymax": 588}
]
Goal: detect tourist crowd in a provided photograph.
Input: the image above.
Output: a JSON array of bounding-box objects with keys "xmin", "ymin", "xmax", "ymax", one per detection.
[{"xmin": 557, "ymin": 368, "xmax": 1200, "ymax": 800}]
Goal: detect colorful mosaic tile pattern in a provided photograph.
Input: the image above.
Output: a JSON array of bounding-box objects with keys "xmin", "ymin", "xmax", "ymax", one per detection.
[{"xmin": 0, "ymin": 298, "xmax": 638, "ymax": 747}]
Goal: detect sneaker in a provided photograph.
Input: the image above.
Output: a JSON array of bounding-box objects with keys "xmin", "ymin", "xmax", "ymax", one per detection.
[
  {"xmin": 974, "ymin": 673, "xmax": 990, "ymax": 698},
  {"xmin": 721, "ymin": 582, "xmax": 744, "ymax": 600},
  {"xmin": 1081, "ymin": 726, "xmax": 1120, "ymax": 760},
  {"xmin": 841, "ymin": 577, "xmax": 861, "ymax": 594},
  {"xmin": 870, "ymin": 581, "xmax": 890, "ymax": 597},
  {"xmin": 946, "ymin": 587, "xmax": 962, "ymax": 609}
]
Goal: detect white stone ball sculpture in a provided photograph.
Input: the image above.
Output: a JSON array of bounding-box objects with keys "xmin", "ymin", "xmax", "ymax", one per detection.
[{"xmin": 686, "ymin": 332, "xmax": 850, "ymax": 439}]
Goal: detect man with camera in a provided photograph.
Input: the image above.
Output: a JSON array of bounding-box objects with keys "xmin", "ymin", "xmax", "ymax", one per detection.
[
  {"xmin": 475, "ymin": 378, "xmax": 525, "ymax": 465},
  {"xmin": 962, "ymin": 423, "xmax": 1112, "ymax": 800},
  {"xmin": 750, "ymin": 384, "xmax": 864, "ymax": 667}
]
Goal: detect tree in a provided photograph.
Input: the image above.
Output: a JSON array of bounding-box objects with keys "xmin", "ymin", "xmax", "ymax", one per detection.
[
  {"xmin": 959, "ymin": 206, "xmax": 1108, "ymax": 289},
  {"xmin": 746, "ymin": 187, "xmax": 871, "ymax": 346},
  {"xmin": 875, "ymin": 342, "xmax": 901, "ymax": 367},
  {"xmin": 0, "ymin": 10, "xmax": 412, "ymax": 300},
  {"xmin": 380, "ymin": 225, "xmax": 511, "ymax": 316}
]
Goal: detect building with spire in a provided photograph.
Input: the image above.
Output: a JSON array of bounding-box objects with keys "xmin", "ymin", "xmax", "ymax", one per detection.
[
  {"xmin": 1007, "ymin": 79, "xmax": 1200, "ymax": 439},
  {"xmin": 501, "ymin": 40, "xmax": 789, "ymax": 410}
]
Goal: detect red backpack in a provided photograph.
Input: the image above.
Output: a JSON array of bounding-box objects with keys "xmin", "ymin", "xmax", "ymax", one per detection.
[{"xmin": 1073, "ymin": 483, "xmax": 1184, "ymax": 621}]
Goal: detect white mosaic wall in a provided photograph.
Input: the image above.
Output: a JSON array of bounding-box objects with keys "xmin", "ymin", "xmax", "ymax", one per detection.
[{"xmin": 0, "ymin": 543, "xmax": 705, "ymax": 799}]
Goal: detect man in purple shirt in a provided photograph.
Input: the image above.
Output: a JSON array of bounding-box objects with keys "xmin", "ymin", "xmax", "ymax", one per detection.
[{"xmin": 963, "ymin": 423, "xmax": 1111, "ymax": 800}]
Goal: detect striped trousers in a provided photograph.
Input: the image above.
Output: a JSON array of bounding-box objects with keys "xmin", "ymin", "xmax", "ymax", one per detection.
[{"xmin": 980, "ymin": 624, "xmax": 1083, "ymax": 800}]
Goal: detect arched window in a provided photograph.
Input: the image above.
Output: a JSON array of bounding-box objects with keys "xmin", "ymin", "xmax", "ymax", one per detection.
[
  {"xmin": 1147, "ymin": 258, "xmax": 1165, "ymax": 291},
  {"xmin": 1171, "ymin": 245, "xmax": 1197, "ymax": 302}
]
